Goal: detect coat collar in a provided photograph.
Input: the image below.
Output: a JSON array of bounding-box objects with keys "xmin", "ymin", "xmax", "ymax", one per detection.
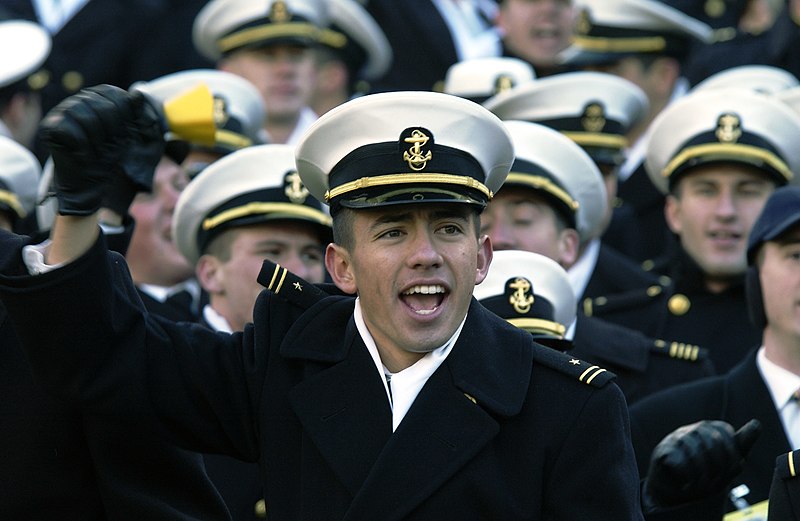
[{"xmin": 282, "ymin": 297, "xmax": 534, "ymax": 519}]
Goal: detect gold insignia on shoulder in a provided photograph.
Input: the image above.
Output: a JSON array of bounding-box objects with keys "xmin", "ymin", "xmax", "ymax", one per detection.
[
  {"xmin": 646, "ymin": 285, "xmax": 662, "ymax": 297},
  {"xmin": 284, "ymin": 170, "xmax": 309, "ymax": 203},
  {"xmin": 27, "ymin": 69, "xmax": 50, "ymax": 90},
  {"xmin": 212, "ymin": 96, "xmax": 230, "ymax": 127},
  {"xmin": 668, "ymin": 294, "xmax": 691, "ymax": 315},
  {"xmin": 493, "ymin": 74, "xmax": 515, "ymax": 95},
  {"xmin": 579, "ymin": 365, "xmax": 607, "ymax": 385},
  {"xmin": 569, "ymin": 359, "xmax": 581, "ymax": 365},
  {"xmin": 581, "ymin": 102, "xmax": 606, "ymax": 133},
  {"xmin": 293, "ymin": 281, "xmax": 303, "ymax": 291},
  {"xmin": 402, "ymin": 129, "xmax": 433, "ymax": 171},
  {"xmin": 715, "ymin": 113, "xmax": 742, "ymax": 143},
  {"xmin": 705, "ymin": 0, "xmax": 725, "ymax": 18},
  {"xmin": 508, "ymin": 277, "xmax": 535, "ymax": 314},
  {"xmin": 576, "ymin": 8, "xmax": 592, "ymax": 35},
  {"xmin": 463, "ymin": 392, "xmax": 477, "ymax": 404},
  {"xmin": 254, "ymin": 498, "xmax": 267, "ymax": 518},
  {"xmin": 270, "ymin": 0, "xmax": 290, "ymax": 23}
]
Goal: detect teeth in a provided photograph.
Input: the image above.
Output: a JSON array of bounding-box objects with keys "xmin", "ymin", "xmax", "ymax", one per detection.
[{"xmin": 402, "ymin": 285, "xmax": 445, "ymax": 295}]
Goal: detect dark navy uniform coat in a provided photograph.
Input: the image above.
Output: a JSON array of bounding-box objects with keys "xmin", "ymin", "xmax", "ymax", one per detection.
[
  {"xmin": 0, "ymin": 233, "xmax": 644, "ymax": 521},
  {"xmin": 768, "ymin": 449, "xmax": 800, "ymax": 521},
  {"xmin": 628, "ymin": 349, "xmax": 792, "ymax": 515}
]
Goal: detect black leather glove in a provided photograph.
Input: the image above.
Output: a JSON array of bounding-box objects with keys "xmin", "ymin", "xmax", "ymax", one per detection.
[
  {"xmin": 642, "ymin": 419, "xmax": 761, "ymax": 511},
  {"xmin": 40, "ymin": 84, "xmax": 137, "ymax": 216},
  {"xmin": 102, "ymin": 90, "xmax": 166, "ymax": 215}
]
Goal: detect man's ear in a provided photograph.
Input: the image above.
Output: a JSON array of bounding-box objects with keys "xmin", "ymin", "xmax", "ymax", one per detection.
[
  {"xmin": 196, "ymin": 254, "xmax": 224, "ymax": 295},
  {"xmin": 664, "ymin": 194, "xmax": 683, "ymax": 235},
  {"xmin": 325, "ymin": 243, "xmax": 357, "ymax": 294},
  {"xmin": 557, "ymin": 227, "xmax": 580, "ymax": 268},
  {"xmin": 475, "ymin": 234, "xmax": 493, "ymax": 285}
]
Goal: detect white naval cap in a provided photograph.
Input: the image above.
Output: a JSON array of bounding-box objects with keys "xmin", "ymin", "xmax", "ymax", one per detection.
[
  {"xmin": 561, "ymin": 0, "xmax": 713, "ymax": 65},
  {"xmin": 131, "ymin": 69, "xmax": 266, "ymax": 154},
  {"xmin": 443, "ymin": 57, "xmax": 536, "ymax": 104},
  {"xmin": 0, "ymin": 19, "xmax": 50, "ymax": 90},
  {"xmin": 173, "ymin": 143, "xmax": 331, "ymax": 264},
  {"xmin": 473, "ymin": 250, "xmax": 576, "ymax": 348},
  {"xmin": 500, "ymin": 120, "xmax": 607, "ymax": 242},
  {"xmin": 319, "ymin": 0, "xmax": 392, "ymax": 86},
  {"xmin": 484, "ymin": 71, "xmax": 647, "ymax": 167},
  {"xmin": 776, "ymin": 86, "xmax": 800, "ymax": 116},
  {"xmin": 295, "ymin": 91, "xmax": 514, "ymax": 214},
  {"xmin": 193, "ymin": 0, "xmax": 330, "ymax": 62},
  {"xmin": 692, "ymin": 65, "xmax": 799, "ymax": 95},
  {"xmin": 0, "ymin": 135, "xmax": 40, "ymax": 222},
  {"xmin": 645, "ymin": 88, "xmax": 800, "ymax": 194}
]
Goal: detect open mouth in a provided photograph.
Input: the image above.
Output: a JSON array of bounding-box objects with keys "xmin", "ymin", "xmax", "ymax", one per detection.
[{"xmin": 400, "ymin": 285, "xmax": 446, "ymax": 315}]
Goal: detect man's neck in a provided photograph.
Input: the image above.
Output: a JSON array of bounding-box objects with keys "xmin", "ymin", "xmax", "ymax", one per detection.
[
  {"xmin": 265, "ymin": 115, "xmax": 300, "ymax": 145},
  {"xmin": 763, "ymin": 329, "xmax": 800, "ymax": 376}
]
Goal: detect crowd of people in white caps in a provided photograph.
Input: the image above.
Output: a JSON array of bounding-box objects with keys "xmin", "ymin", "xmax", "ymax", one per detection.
[{"xmin": 0, "ymin": 1, "xmax": 800, "ymax": 520}]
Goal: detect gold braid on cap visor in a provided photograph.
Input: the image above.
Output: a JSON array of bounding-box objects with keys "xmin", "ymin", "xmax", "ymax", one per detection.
[
  {"xmin": 325, "ymin": 173, "xmax": 492, "ymax": 202},
  {"xmin": 571, "ymin": 35, "xmax": 667, "ymax": 53},
  {"xmin": 505, "ymin": 173, "xmax": 579, "ymax": 212},
  {"xmin": 562, "ymin": 131, "xmax": 628, "ymax": 150},
  {"xmin": 218, "ymin": 22, "xmax": 323, "ymax": 53},
  {"xmin": 661, "ymin": 142, "xmax": 793, "ymax": 183},
  {"xmin": 202, "ymin": 202, "xmax": 332, "ymax": 230},
  {"xmin": 507, "ymin": 318, "xmax": 566, "ymax": 338},
  {"xmin": 0, "ymin": 190, "xmax": 24, "ymax": 217}
]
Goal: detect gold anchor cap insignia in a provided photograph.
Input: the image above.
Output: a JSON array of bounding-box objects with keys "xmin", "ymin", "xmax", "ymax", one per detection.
[
  {"xmin": 715, "ymin": 113, "xmax": 742, "ymax": 143},
  {"xmin": 494, "ymin": 74, "xmax": 515, "ymax": 95},
  {"xmin": 212, "ymin": 96, "xmax": 230, "ymax": 127},
  {"xmin": 576, "ymin": 8, "xmax": 592, "ymax": 35},
  {"xmin": 284, "ymin": 170, "xmax": 309, "ymax": 203},
  {"xmin": 581, "ymin": 102, "xmax": 606, "ymax": 133},
  {"xmin": 402, "ymin": 128, "xmax": 433, "ymax": 171},
  {"xmin": 508, "ymin": 277, "xmax": 535, "ymax": 314},
  {"xmin": 270, "ymin": 0, "xmax": 290, "ymax": 23}
]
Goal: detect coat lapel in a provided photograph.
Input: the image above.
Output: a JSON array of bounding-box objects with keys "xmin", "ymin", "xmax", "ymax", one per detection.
[
  {"xmin": 287, "ymin": 314, "xmax": 393, "ymax": 497},
  {"xmin": 723, "ymin": 352, "xmax": 792, "ymax": 502}
]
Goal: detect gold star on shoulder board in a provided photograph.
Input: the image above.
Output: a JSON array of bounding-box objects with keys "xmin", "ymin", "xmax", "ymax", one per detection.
[
  {"xmin": 293, "ymin": 282, "xmax": 303, "ymax": 291},
  {"xmin": 569, "ymin": 359, "xmax": 581, "ymax": 365}
]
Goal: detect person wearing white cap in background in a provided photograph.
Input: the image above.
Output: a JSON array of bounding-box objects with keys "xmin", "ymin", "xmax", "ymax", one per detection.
[
  {"xmin": 0, "ymin": 135, "xmax": 233, "ymax": 519},
  {"xmin": 493, "ymin": 0, "xmax": 579, "ymax": 78},
  {"xmin": 473, "ymin": 249, "xmax": 576, "ymax": 351},
  {"xmin": 484, "ymin": 71, "xmax": 665, "ymax": 303},
  {"xmin": 0, "ymin": 19, "xmax": 50, "ymax": 152},
  {"xmin": 583, "ymin": 88, "xmax": 800, "ymax": 375},
  {"xmin": 132, "ymin": 68, "xmax": 267, "ymax": 179},
  {"xmin": 482, "ymin": 120, "xmax": 713, "ymax": 404},
  {"xmin": 310, "ymin": 0, "xmax": 392, "ymax": 116},
  {"xmin": 363, "ymin": 0, "xmax": 500, "ymax": 93},
  {"xmin": 560, "ymin": 0, "xmax": 714, "ymax": 267},
  {"xmin": 193, "ymin": 0, "xmax": 328, "ymax": 145},
  {"xmin": 629, "ymin": 185, "xmax": 800, "ymax": 519},
  {"xmin": 0, "ymin": 87, "xmax": 645, "ymax": 519},
  {"xmin": 691, "ymin": 63, "xmax": 799, "ymax": 95},
  {"xmin": 171, "ymin": 144, "xmax": 330, "ymax": 520},
  {"xmin": 442, "ymin": 56, "xmax": 535, "ymax": 105}
]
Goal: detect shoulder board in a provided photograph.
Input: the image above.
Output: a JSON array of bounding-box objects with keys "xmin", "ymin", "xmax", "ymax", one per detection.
[
  {"xmin": 582, "ymin": 284, "xmax": 666, "ymax": 317},
  {"xmin": 651, "ymin": 339, "xmax": 708, "ymax": 363},
  {"xmin": 774, "ymin": 449, "xmax": 800, "ymax": 480},
  {"xmin": 531, "ymin": 344, "xmax": 616, "ymax": 389},
  {"xmin": 256, "ymin": 260, "xmax": 329, "ymax": 310}
]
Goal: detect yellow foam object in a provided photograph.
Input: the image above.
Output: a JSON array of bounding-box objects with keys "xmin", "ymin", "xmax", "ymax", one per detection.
[{"xmin": 162, "ymin": 83, "xmax": 217, "ymax": 147}]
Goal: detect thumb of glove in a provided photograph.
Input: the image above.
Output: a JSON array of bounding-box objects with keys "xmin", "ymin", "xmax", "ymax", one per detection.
[{"xmin": 734, "ymin": 419, "xmax": 761, "ymax": 458}]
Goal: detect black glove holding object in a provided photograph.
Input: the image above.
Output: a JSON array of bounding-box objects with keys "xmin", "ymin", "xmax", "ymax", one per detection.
[{"xmin": 642, "ymin": 419, "xmax": 761, "ymax": 511}]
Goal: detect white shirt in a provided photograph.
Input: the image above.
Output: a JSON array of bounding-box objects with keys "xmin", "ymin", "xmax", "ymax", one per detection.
[
  {"xmin": 202, "ymin": 305, "xmax": 233, "ymax": 334},
  {"xmin": 33, "ymin": 0, "xmax": 89, "ymax": 34},
  {"xmin": 757, "ymin": 347, "xmax": 800, "ymax": 449},
  {"xmin": 354, "ymin": 297, "xmax": 465, "ymax": 432},
  {"xmin": 568, "ymin": 238, "xmax": 600, "ymax": 302},
  {"xmin": 284, "ymin": 107, "xmax": 318, "ymax": 146},
  {"xmin": 431, "ymin": 0, "xmax": 500, "ymax": 61}
]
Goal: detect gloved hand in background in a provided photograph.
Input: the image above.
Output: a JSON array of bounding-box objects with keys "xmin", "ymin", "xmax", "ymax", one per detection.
[
  {"xmin": 642, "ymin": 419, "xmax": 761, "ymax": 513},
  {"xmin": 40, "ymin": 84, "xmax": 165, "ymax": 217}
]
